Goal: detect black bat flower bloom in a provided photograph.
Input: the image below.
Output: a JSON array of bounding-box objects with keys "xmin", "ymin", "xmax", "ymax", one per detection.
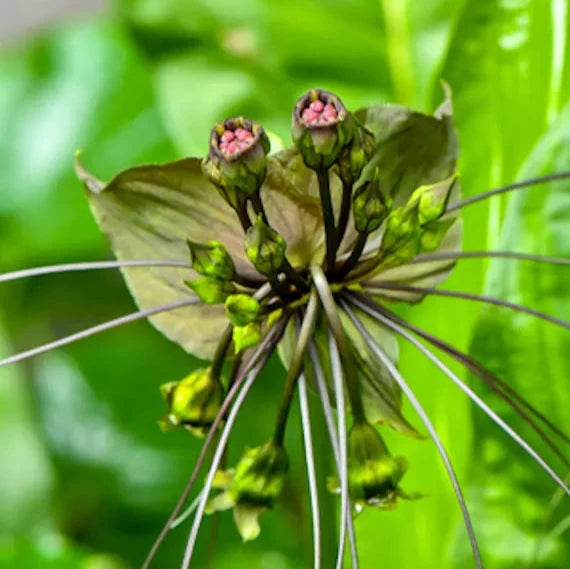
[{"xmin": 1, "ymin": 87, "xmax": 568, "ymax": 569}]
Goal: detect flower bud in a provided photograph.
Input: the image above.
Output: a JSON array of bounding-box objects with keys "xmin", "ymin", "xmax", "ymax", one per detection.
[
  {"xmin": 232, "ymin": 322, "xmax": 261, "ymax": 354},
  {"xmin": 379, "ymin": 205, "xmax": 420, "ymax": 254},
  {"xmin": 348, "ymin": 422, "xmax": 407, "ymax": 508},
  {"xmin": 244, "ymin": 215, "xmax": 286, "ymax": 275},
  {"xmin": 187, "ymin": 239, "xmax": 236, "ymax": 281},
  {"xmin": 410, "ymin": 174, "xmax": 458, "ymax": 225},
  {"xmin": 352, "ymin": 170, "xmax": 391, "ymax": 234},
  {"xmin": 206, "ymin": 441, "xmax": 289, "ymax": 541},
  {"xmin": 337, "ymin": 124, "xmax": 375, "ymax": 186},
  {"xmin": 292, "ymin": 89, "xmax": 354, "ymax": 170},
  {"xmin": 185, "ymin": 276, "xmax": 236, "ymax": 304},
  {"xmin": 202, "ymin": 117, "xmax": 270, "ymax": 208},
  {"xmin": 420, "ymin": 219, "xmax": 455, "ymax": 252},
  {"xmin": 225, "ymin": 294, "xmax": 260, "ymax": 326},
  {"xmin": 159, "ymin": 367, "xmax": 223, "ymax": 435}
]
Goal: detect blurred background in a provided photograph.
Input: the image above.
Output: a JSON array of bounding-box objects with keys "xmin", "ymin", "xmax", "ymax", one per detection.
[{"xmin": 0, "ymin": 1, "xmax": 568, "ymax": 568}]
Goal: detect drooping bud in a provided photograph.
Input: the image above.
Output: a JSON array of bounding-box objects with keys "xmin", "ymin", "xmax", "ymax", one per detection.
[
  {"xmin": 185, "ymin": 276, "xmax": 235, "ymax": 304},
  {"xmin": 352, "ymin": 170, "xmax": 391, "ymax": 233},
  {"xmin": 187, "ymin": 239, "xmax": 236, "ymax": 280},
  {"xmin": 337, "ymin": 123, "xmax": 375, "ymax": 187},
  {"xmin": 409, "ymin": 174, "xmax": 458, "ymax": 225},
  {"xmin": 202, "ymin": 117, "xmax": 270, "ymax": 208},
  {"xmin": 347, "ymin": 422, "xmax": 407, "ymax": 508},
  {"xmin": 159, "ymin": 367, "xmax": 224, "ymax": 436},
  {"xmin": 232, "ymin": 322, "xmax": 261, "ymax": 354},
  {"xmin": 225, "ymin": 294, "xmax": 260, "ymax": 326},
  {"xmin": 244, "ymin": 215, "xmax": 286, "ymax": 275},
  {"xmin": 292, "ymin": 89, "xmax": 354, "ymax": 170},
  {"xmin": 207, "ymin": 441, "xmax": 289, "ymax": 541}
]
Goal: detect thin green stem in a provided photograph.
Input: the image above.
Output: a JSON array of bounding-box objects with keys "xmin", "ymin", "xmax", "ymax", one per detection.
[
  {"xmin": 211, "ymin": 324, "xmax": 233, "ymax": 380},
  {"xmin": 272, "ymin": 291, "xmax": 319, "ymax": 446},
  {"xmin": 310, "ymin": 263, "xmax": 366, "ymax": 423},
  {"xmin": 317, "ymin": 168, "xmax": 337, "ymax": 271},
  {"xmin": 335, "ymin": 232, "xmax": 369, "ymax": 280}
]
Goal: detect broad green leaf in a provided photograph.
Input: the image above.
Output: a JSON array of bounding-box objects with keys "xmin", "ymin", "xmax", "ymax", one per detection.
[{"xmin": 465, "ymin": 102, "xmax": 570, "ymax": 568}]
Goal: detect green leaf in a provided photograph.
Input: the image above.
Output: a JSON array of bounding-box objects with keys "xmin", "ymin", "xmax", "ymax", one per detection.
[{"xmin": 465, "ymin": 102, "xmax": 570, "ymax": 568}]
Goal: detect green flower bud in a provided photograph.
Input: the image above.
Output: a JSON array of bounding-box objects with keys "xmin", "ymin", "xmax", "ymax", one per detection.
[
  {"xmin": 185, "ymin": 276, "xmax": 235, "ymax": 304},
  {"xmin": 225, "ymin": 294, "xmax": 260, "ymax": 326},
  {"xmin": 348, "ymin": 422, "xmax": 407, "ymax": 508},
  {"xmin": 187, "ymin": 239, "xmax": 236, "ymax": 280},
  {"xmin": 244, "ymin": 215, "xmax": 286, "ymax": 275},
  {"xmin": 159, "ymin": 367, "xmax": 223, "ymax": 436},
  {"xmin": 231, "ymin": 441, "xmax": 289, "ymax": 508},
  {"xmin": 202, "ymin": 117, "xmax": 270, "ymax": 208},
  {"xmin": 337, "ymin": 124, "xmax": 375, "ymax": 186},
  {"xmin": 292, "ymin": 89, "xmax": 354, "ymax": 170},
  {"xmin": 420, "ymin": 218, "xmax": 456, "ymax": 252},
  {"xmin": 380, "ymin": 205, "xmax": 420, "ymax": 253},
  {"xmin": 352, "ymin": 171, "xmax": 391, "ymax": 233},
  {"xmin": 410, "ymin": 174, "xmax": 458, "ymax": 225},
  {"xmin": 232, "ymin": 322, "xmax": 261, "ymax": 354}
]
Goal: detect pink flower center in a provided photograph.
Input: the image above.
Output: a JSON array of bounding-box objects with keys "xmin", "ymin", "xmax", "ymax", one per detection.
[
  {"xmin": 219, "ymin": 127, "xmax": 255, "ymax": 155},
  {"xmin": 301, "ymin": 99, "xmax": 339, "ymax": 125}
]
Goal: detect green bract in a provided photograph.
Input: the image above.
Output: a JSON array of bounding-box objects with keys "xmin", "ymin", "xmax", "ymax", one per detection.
[
  {"xmin": 225, "ymin": 294, "xmax": 260, "ymax": 326},
  {"xmin": 187, "ymin": 239, "xmax": 236, "ymax": 281}
]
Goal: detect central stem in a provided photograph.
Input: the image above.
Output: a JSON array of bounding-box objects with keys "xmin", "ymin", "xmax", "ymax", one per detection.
[
  {"xmin": 317, "ymin": 168, "xmax": 337, "ymax": 271},
  {"xmin": 272, "ymin": 291, "xmax": 319, "ymax": 446}
]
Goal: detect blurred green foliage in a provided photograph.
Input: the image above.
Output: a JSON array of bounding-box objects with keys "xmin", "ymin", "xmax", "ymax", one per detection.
[{"xmin": 0, "ymin": 1, "xmax": 568, "ymax": 568}]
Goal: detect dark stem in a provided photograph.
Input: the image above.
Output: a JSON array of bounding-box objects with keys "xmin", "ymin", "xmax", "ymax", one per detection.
[
  {"xmin": 363, "ymin": 282, "xmax": 570, "ymax": 330},
  {"xmin": 335, "ymin": 232, "xmax": 368, "ymax": 280},
  {"xmin": 446, "ymin": 171, "xmax": 570, "ymax": 213},
  {"xmin": 140, "ymin": 314, "xmax": 290, "ymax": 569},
  {"xmin": 235, "ymin": 202, "xmax": 252, "ymax": 233},
  {"xmin": 334, "ymin": 179, "xmax": 353, "ymax": 256},
  {"xmin": 272, "ymin": 292, "xmax": 319, "ymax": 446},
  {"xmin": 211, "ymin": 324, "xmax": 233, "ymax": 380},
  {"xmin": 281, "ymin": 257, "xmax": 310, "ymax": 291},
  {"xmin": 251, "ymin": 193, "xmax": 269, "ymax": 224},
  {"xmin": 317, "ymin": 168, "xmax": 338, "ymax": 271},
  {"xmin": 310, "ymin": 263, "xmax": 366, "ymax": 423}
]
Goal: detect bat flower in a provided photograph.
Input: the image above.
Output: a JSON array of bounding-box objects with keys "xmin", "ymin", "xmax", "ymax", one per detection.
[{"xmin": 3, "ymin": 87, "xmax": 569, "ymax": 569}]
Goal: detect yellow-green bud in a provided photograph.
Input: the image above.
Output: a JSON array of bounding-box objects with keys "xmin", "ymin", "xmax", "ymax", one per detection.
[
  {"xmin": 232, "ymin": 322, "xmax": 261, "ymax": 353},
  {"xmin": 352, "ymin": 173, "xmax": 391, "ymax": 233},
  {"xmin": 230, "ymin": 441, "xmax": 289, "ymax": 508},
  {"xmin": 420, "ymin": 218, "xmax": 456, "ymax": 252},
  {"xmin": 244, "ymin": 215, "xmax": 286, "ymax": 275},
  {"xmin": 292, "ymin": 89, "xmax": 354, "ymax": 170},
  {"xmin": 348, "ymin": 422, "xmax": 407, "ymax": 507},
  {"xmin": 225, "ymin": 294, "xmax": 260, "ymax": 326},
  {"xmin": 187, "ymin": 239, "xmax": 236, "ymax": 281},
  {"xmin": 380, "ymin": 205, "xmax": 420, "ymax": 253},
  {"xmin": 159, "ymin": 368, "xmax": 223, "ymax": 435},
  {"xmin": 185, "ymin": 276, "xmax": 235, "ymax": 304},
  {"xmin": 337, "ymin": 124, "xmax": 375, "ymax": 186},
  {"xmin": 409, "ymin": 174, "xmax": 458, "ymax": 225}
]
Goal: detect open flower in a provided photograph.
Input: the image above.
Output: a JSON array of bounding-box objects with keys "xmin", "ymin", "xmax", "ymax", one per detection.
[{"xmin": 3, "ymin": 86, "xmax": 568, "ymax": 569}]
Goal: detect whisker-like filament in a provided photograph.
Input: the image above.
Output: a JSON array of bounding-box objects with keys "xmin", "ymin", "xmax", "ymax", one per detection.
[
  {"xmin": 170, "ymin": 491, "xmax": 204, "ymax": 530},
  {"xmin": 308, "ymin": 342, "xmax": 359, "ymax": 566},
  {"xmin": 351, "ymin": 294, "xmax": 570, "ymax": 458},
  {"xmin": 0, "ymin": 297, "xmax": 201, "ymax": 369},
  {"xmin": 347, "ymin": 294, "xmax": 570, "ymax": 495},
  {"xmin": 298, "ymin": 371, "xmax": 322, "ymax": 569},
  {"xmin": 446, "ymin": 171, "xmax": 570, "ymax": 212},
  {"xmin": 328, "ymin": 330, "xmax": 351, "ymax": 569},
  {"xmin": 363, "ymin": 282, "xmax": 570, "ymax": 330},
  {"xmin": 140, "ymin": 315, "xmax": 289, "ymax": 569},
  {"xmin": 0, "ymin": 259, "xmax": 192, "ymax": 284},
  {"xmin": 407, "ymin": 250, "xmax": 570, "ymax": 266},
  {"xmin": 341, "ymin": 302, "xmax": 484, "ymax": 569}
]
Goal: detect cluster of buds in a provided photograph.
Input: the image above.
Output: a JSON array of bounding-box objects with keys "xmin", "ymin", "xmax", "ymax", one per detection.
[
  {"xmin": 159, "ymin": 368, "xmax": 224, "ymax": 437},
  {"xmin": 207, "ymin": 441, "xmax": 289, "ymax": 541}
]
